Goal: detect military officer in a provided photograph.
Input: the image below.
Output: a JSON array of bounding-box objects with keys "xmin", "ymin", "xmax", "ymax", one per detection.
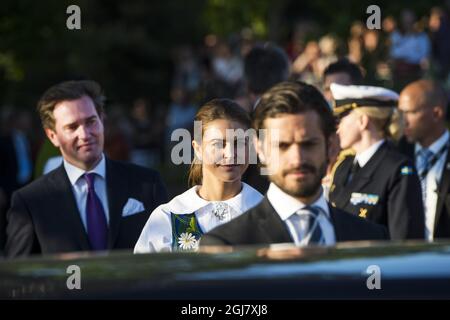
[{"xmin": 328, "ymin": 83, "xmax": 425, "ymax": 240}]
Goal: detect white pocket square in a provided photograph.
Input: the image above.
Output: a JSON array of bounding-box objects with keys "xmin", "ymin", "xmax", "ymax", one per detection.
[{"xmin": 122, "ymin": 198, "xmax": 145, "ymax": 217}]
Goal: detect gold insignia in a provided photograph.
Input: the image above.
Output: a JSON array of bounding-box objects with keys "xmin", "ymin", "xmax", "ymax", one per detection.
[
  {"xmin": 331, "ymin": 202, "xmax": 336, "ymax": 207},
  {"xmin": 359, "ymin": 208, "xmax": 368, "ymax": 218}
]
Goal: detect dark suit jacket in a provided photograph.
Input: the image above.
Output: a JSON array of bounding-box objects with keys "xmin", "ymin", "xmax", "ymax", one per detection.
[
  {"xmin": 398, "ymin": 136, "xmax": 450, "ymax": 238},
  {"xmin": 200, "ymin": 197, "xmax": 389, "ymax": 246},
  {"xmin": 329, "ymin": 141, "xmax": 425, "ymax": 240},
  {"xmin": 4, "ymin": 158, "xmax": 168, "ymax": 258},
  {"xmin": 0, "ymin": 135, "xmax": 19, "ymax": 253}
]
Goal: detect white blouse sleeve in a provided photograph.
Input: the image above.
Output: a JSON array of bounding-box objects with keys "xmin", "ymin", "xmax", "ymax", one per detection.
[{"xmin": 134, "ymin": 205, "xmax": 173, "ymax": 253}]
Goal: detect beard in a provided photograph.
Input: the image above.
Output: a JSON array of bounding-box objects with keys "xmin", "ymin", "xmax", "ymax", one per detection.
[{"xmin": 270, "ymin": 161, "xmax": 327, "ymax": 198}]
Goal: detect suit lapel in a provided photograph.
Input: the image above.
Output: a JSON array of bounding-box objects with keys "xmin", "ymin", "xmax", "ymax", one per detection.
[
  {"xmin": 435, "ymin": 152, "xmax": 450, "ymax": 232},
  {"xmin": 328, "ymin": 205, "xmax": 345, "ymax": 241},
  {"xmin": 105, "ymin": 159, "xmax": 129, "ymax": 248},
  {"xmin": 256, "ymin": 197, "xmax": 293, "ymax": 243},
  {"xmin": 47, "ymin": 165, "xmax": 91, "ymax": 250},
  {"xmin": 398, "ymin": 136, "xmax": 415, "ymax": 161}
]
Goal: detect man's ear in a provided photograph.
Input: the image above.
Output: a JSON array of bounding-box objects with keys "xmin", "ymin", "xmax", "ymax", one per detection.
[
  {"xmin": 192, "ymin": 140, "xmax": 202, "ymax": 161},
  {"xmin": 254, "ymin": 136, "xmax": 266, "ymax": 164},
  {"xmin": 432, "ymin": 106, "xmax": 444, "ymax": 122},
  {"xmin": 45, "ymin": 127, "xmax": 60, "ymax": 148}
]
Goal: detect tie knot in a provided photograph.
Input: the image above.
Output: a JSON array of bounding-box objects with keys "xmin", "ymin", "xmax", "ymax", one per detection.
[
  {"xmin": 418, "ymin": 148, "xmax": 434, "ymax": 171},
  {"xmin": 420, "ymin": 148, "xmax": 433, "ymax": 160},
  {"xmin": 351, "ymin": 161, "xmax": 361, "ymax": 173},
  {"xmin": 84, "ymin": 173, "xmax": 96, "ymax": 189},
  {"xmin": 296, "ymin": 205, "xmax": 319, "ymax": 218}
]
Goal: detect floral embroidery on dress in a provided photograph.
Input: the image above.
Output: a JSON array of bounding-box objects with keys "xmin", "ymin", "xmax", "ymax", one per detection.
[
  {"xmin": 177, "ymin": 232, "xmax": 199, "ymax": 250},
  {"xmin": 171, "ymin": 213, "xmax": 203, "ymax": 251},
  {"xmin": 211, "ymin": 202, "xmax": 229, "ymax": 221}
]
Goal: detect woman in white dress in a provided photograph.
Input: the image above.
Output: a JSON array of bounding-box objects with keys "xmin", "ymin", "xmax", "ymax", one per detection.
[{"xmin": 134, "ymin": 99, "xmax": 263, "ymax": 252}]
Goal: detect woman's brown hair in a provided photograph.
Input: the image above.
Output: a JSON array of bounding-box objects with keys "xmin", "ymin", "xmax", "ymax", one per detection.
[{"xmin": 188, "ymin": 98, "xmax": 251, "ymax": 187}]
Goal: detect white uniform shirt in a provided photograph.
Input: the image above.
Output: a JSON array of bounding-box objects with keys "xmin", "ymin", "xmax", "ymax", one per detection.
[
  {"xmin": 415, "ymin": 130, "xmax": 449, "ymax": 241},
  {"xmin": 134, "ymin": 182, "xmax": 263, "ymax": 253},
  {"xmin": 355, "ymin": 140, "xmax": 385, "ymax": 167},
  {"xmin": 267, "ymin": 183, "xmax": 336, "ymax": 246}
]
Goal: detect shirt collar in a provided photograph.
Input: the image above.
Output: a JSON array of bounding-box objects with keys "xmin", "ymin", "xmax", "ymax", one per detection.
[
  {"xmin": 169, "ymin": 182, "xmax": 261, "ymax": 214},
  {"xmin": 267, "ymin": 182, "xmax": 330, "ymax": 221},
  {"xmin": 355, "ymin": 139, "xmax": 385, "ymax": 167},
  {"xmin": 415, "ymin": 130, "xmax": 449, "ymax": 155},
  {"xmin": 63, "ymin": 154, "xmax": 106, "ymax": 186}
]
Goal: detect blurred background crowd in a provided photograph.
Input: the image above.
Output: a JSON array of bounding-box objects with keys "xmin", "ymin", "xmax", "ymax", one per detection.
[{"xmin": 0, "ymin": 0, "xmax": 449, "ymax": 207}]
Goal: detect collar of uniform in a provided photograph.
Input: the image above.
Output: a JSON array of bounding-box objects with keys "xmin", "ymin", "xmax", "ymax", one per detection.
[
  {"xmin": 415, "ymin": 130, "xmax": 449, "ymax": 156},
  {"xmin": 169, "ymin": 182, "xmax": 261, "ymax": 215},
  {"xmin": 355, "ymin": 139, "xmax": 385, "ymax": 167},
  {"xmin": 267, "ymin": 182, "xmax": 330, "ymax": 221},
  {"xmin": 63, "ymin": 154, "xmax": 106, "ymax": 186}
]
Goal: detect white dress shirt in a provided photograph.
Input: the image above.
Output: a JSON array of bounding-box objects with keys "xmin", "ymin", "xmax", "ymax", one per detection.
[
  {"xmin": 63, "ymin": 154, "xmax": 109, "ymax": 231},
  {"xmin": 355, "ymin": 139, "xmax": 385, "ymax": 168},
  {"xmin": 415, "ymin": 130, "xmax": 449, "ymax": 241},
  {"xmin": 134, "ymin": 182, "xmax": 263, "ymax": 253},
  {"xmin": 266, "ymin": 183, "xmax": 336, "ymax": 246}
]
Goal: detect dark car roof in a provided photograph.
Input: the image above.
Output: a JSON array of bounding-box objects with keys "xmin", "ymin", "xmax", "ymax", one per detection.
[{"xmin": 1, "ymin": 241, "xmax": 450, "ymax": 299}]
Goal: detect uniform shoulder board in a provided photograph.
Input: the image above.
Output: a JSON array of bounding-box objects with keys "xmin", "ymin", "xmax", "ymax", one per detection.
[{"xmin": 400, "ymin": 165, "xmax": 414, "ymax": 176}]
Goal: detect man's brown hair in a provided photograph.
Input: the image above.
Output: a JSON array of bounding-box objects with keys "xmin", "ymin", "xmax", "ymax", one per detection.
[
  {"xmin": 253, "ymin": 80, "xmax": 336, "ymax": 140},
  {"xmin": 37, "ymin": 80, "xmax": 106, "ymax": 130}
]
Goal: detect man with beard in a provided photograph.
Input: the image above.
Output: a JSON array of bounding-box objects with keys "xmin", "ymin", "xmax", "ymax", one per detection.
[
  {"xmin": 4, "ymin": 80, "xmax": 168, "ymax": 258},
  {"xmin": 200, "ymin": 81, "xmax": 388, "ymax": 247}
]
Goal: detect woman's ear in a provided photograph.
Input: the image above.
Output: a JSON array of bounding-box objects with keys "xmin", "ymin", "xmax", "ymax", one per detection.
[
  {"xmin": 359, "ymin": 114, "xmax": 370, "ymax": 131},
  {"xmin": 192, "ymin": 140, "xmax": 202, "ymax": 162}
]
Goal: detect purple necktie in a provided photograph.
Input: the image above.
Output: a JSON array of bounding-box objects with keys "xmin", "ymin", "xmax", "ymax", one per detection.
[{"xmin": 85, "ymin": 173, "xmax": 108, "ymax": 250}]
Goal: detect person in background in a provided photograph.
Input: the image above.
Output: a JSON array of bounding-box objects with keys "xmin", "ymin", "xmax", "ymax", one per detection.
[
  {"xmin": 329, "ymin": 83, "xmax": 424, "ymax": 240},
  {"xmin": 321, "ymin": 58, "xmax": 364, "ymax": 199},
  {"xmin": 241, "ymin": 43, "xmax": 290, "ymax": 194},
  {"xmin": 389, "ymin": 9, "xmax": 430, "ymax": 90},
  {"xmin": 398, "ymin": 80, "xmax": 450, "ymax": 240},
  {"xmin": 243, "ymin": 43, "xmax": 290, "ymax": 112}
]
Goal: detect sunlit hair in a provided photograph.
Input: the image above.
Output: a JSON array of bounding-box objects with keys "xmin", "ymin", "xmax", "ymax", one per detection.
[
  {"xmin": 253, "ymin": 80, "xmax": 336, "ymax": 140},
  {"xmin": 37, "ymin": 80, "xmax": 105, "ymax": 130},
  {"xmin": 353, "ymin": 106, "xmax": 403, "ymax": 141}
]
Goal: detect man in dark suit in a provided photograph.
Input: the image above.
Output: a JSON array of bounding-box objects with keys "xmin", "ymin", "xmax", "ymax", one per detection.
[
  {"xmin": 398, "ymin": 80, "xmax": 450, "ymax": 240},
  {"xmin": 0, "ymin": 135, "xmax": 18, "ymax": 252},
  {"xmin": 201, "ymin": 81, "xmax": 388, "ymax": 247},
  {"xmin": 4, "ymin": 80, "xmax": 167, "ymax": 258}
]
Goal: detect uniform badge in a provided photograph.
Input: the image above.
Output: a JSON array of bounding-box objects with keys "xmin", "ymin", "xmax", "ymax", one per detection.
[
  {"xmin": 400, "ymin": 166, "xmax": 414, "ymax": 176},
  {"xmin": 359, "ymin": 208, "xmax": 368, "ymax": 218},
  {"xmin": 350, "ymin": 192, "xmax": 379, "ymax": 206}
]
